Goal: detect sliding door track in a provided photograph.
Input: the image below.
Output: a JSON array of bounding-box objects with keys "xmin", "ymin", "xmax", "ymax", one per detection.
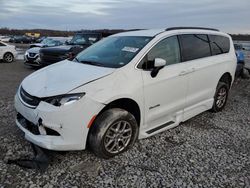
[{"xmin": 146, "ymin": 121, "xmax": 175, "ymax": 134}]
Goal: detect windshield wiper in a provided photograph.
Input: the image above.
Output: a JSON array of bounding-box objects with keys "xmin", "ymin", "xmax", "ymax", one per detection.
[{"xmin": 80, "ymin": 60, "xmax": 103, "ymax": 67}]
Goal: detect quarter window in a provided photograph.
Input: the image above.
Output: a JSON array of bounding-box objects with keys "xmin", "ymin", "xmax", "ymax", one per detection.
[
  {"xmin": 209, "ymin": 35, "xmax": 230, "ymax": 55},
  {"xmin": 179, "ymin": 34, "xmax": 211, "ymax": 61},
  {"xmin": 142, "ymin": 36, "xmax": 181, "ymax": 69}
]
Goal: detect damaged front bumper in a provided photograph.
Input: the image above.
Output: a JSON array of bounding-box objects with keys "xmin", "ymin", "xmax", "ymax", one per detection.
[{"xmin": 14, "ymin": 93, "xmax": 105, "ymax": 151}]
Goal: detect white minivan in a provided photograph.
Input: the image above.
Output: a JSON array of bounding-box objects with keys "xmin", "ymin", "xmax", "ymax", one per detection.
[{"xmin": 15, "ymin": 27, "xmax": 236, "ymax": 158}]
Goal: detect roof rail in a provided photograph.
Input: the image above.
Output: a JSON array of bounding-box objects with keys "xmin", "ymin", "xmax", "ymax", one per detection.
[{"xmin": 165, "ymin": 27, "xmax": 219, "ymax": 32}]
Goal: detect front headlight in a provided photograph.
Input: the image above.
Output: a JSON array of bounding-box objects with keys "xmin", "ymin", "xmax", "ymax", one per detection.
[
  {"xmin": 25, "ymin": 51, "xmax": 28, "ymax": 56},
  {"xmin": 44, "ymin": 93, "xmax": 85, "ymax": 106}
]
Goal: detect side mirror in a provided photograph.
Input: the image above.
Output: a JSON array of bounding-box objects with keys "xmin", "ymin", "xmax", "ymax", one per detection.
[
  {"xmin": 151, "ymin": 58, "xmax": 166, "ymax": 78},
  {"xmin": 154, "ymin": 58, "xmax": 166, "ymax": 67}
]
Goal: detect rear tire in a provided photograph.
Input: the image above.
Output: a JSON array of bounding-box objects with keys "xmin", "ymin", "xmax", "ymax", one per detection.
[
  {"xmin": 88, "ymin": 108, "xmax": 138, "ymax": 159},
  {"xmin": 211, "ymin": 82, "xmax": 229, "ymax": 112},
  {"xmin": 3, "ymin": 53, "xmax": 14, "ymax": 63}
]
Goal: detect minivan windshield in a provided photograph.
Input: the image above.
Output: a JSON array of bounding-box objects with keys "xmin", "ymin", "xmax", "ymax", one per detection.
[{"xmin": 75, "ymin": 36, "xmax": 152, "ymax": 68}]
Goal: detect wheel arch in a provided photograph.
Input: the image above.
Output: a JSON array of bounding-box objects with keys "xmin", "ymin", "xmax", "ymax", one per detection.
[
  {"xmin": 88, "ymin": 98, "xmax": 141, "ymax": 133},
  {"xmin": 98, "ymin": 98, "xmax": 141, "ymax": 127},
  {"xmin": 219, "ymin": 72, "xmax": 232, "ymax": 88},
  {"xmin": 86, "ymin": 97, "xmax": 141, "ymax": 150},
  {"xmin": 3, "ymin": 51, "xmax": 14, "ymax": 58}
]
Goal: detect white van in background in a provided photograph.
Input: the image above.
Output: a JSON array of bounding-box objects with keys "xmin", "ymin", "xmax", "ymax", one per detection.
[{"xmin": 15, "ymin": 27, "xmax": 236, "ymax": 158}]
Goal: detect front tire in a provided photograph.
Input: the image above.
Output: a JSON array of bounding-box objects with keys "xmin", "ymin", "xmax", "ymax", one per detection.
[
  {"xmin": 88, "ymin": 108, "xmax": 138, "ymax": 159},
  {"xmin": 211, "ymin": 82, "xmax": 229, "ymax": 112},
  {"xmin": 3, "ymin": 53, "xmax": 14, "ymax": 63}
]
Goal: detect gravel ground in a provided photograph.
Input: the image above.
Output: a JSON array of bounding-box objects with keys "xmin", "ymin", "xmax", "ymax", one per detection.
[{"xmin": 0, "ymin": 60, "xmax": 250, "ymax": 188}]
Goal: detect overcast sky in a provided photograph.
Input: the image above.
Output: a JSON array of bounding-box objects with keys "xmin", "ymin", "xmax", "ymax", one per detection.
[{"xmin": 0, "ymin": 0, "xmax": 249, "ymax": 34}]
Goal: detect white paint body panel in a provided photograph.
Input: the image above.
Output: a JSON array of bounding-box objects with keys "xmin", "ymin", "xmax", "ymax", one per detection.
[
  {"xmin": 14, "ymin": 29, "xmax": 236, "ymax": 150},
  {"xmin": 141, "ymin": 63, "xmax": 188, "ymax": 133},
  {"xmin": 22, "ymin": 60, "xmax": 115, "ymax": 97}
]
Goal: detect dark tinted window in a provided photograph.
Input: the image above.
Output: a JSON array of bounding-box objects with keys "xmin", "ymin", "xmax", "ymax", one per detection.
[
  {"xmin": 141, "ymin": 36, "xmax": 180, "ymax": 69},
  {"xmin": 179, "ymin": 34, "xmax": 211, "ymax": 61},
  {"xmin": 209, "ymin": 35, "xmax": 230, "ymax": 55}
]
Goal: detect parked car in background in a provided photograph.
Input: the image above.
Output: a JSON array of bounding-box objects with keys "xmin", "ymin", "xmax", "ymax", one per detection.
[
  {"xmin": 9, "ymin": 35, "xmax": 34, "ymax": 44},
  {"xmin": 0, "ymin": 36, "xmax": 11, "ymax": 42},
  {"xmin": 25, "ymin": 32, "xmax": 40, "ymax": 39},
  {"xmin": 234, "ymin": 43, "xmax": 245, "ymax": 77},
  {"xmin": 39, "ymin": 32, "xmax": 106, "ymax": 66},
  {"xmin": 24, "ymin": 37, "xmax": 70, "ymax": 67},
  {"xmin": 24, "ymin": 47, "xmax": 42, "ymax": 67},
  {"xmin": 29, "ymin": 37, "xmax": 70, "ymax": 48},
  {"xmin": 35, "ymin": 36, "xmax": 46, "ymax": 43},
  {"xmin": 242, "ymin": 44, "xmax": 250, "ymax": 51},
  {"xmin": 15, "ymin": 27, "xmax": 236, "ymax": 158},
  {"xmin": 0, "ymin": 41, "xmax": 17, "ymax": 63}
]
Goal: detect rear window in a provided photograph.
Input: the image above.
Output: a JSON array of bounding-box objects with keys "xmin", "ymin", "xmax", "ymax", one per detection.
[
  {"xmin": 179, "ymin": 34, "xmax": 211, "ymax": 62},
  {"xmin": 209, "ymin": 35, "xmax": 230, "ymax": 55}
]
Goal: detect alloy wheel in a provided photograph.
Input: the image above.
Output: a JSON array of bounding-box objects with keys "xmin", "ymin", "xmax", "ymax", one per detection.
[
  {"xmin": 216, "ymin": 87, "xmax": 227, "ymax": 108},
  {"xmin": 104, "ymin": 120, "xmax": 132, "ymax": 154},
  {"xmin": 4, "ymin": 54, "xmax": 13, "ymax": 63}
]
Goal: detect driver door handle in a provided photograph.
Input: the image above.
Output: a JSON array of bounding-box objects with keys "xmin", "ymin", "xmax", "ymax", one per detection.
[{"xmin": 179, "ymin": 68, "xmax": 196, "ymax": 76}]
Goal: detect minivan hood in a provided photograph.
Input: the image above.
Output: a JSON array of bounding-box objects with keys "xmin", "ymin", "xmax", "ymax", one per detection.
[{"xmin": 21, "ymin": 60, "xmax": 115, "ymax": 98}]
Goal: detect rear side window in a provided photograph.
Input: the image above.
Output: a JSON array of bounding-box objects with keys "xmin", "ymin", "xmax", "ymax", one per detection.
[
  {"xmin": 0, "ymin": 42, "xmax": 6, "ymax": 46},
  {"xmin": 209, "ymin": 35, "xmax": 230, "ymax": 55},
  {"xmin": 179, "ymin": 34, "xmax": 211, "ymax": 61}
]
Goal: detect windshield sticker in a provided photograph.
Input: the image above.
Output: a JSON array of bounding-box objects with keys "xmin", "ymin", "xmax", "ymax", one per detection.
[
  {"xmin": 122, "ymin": 46, "xmax": 139, "ymax": 53},
  {"xmin": 89, "ymin": 37, "xmax": 97, "ymax": 41}
]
